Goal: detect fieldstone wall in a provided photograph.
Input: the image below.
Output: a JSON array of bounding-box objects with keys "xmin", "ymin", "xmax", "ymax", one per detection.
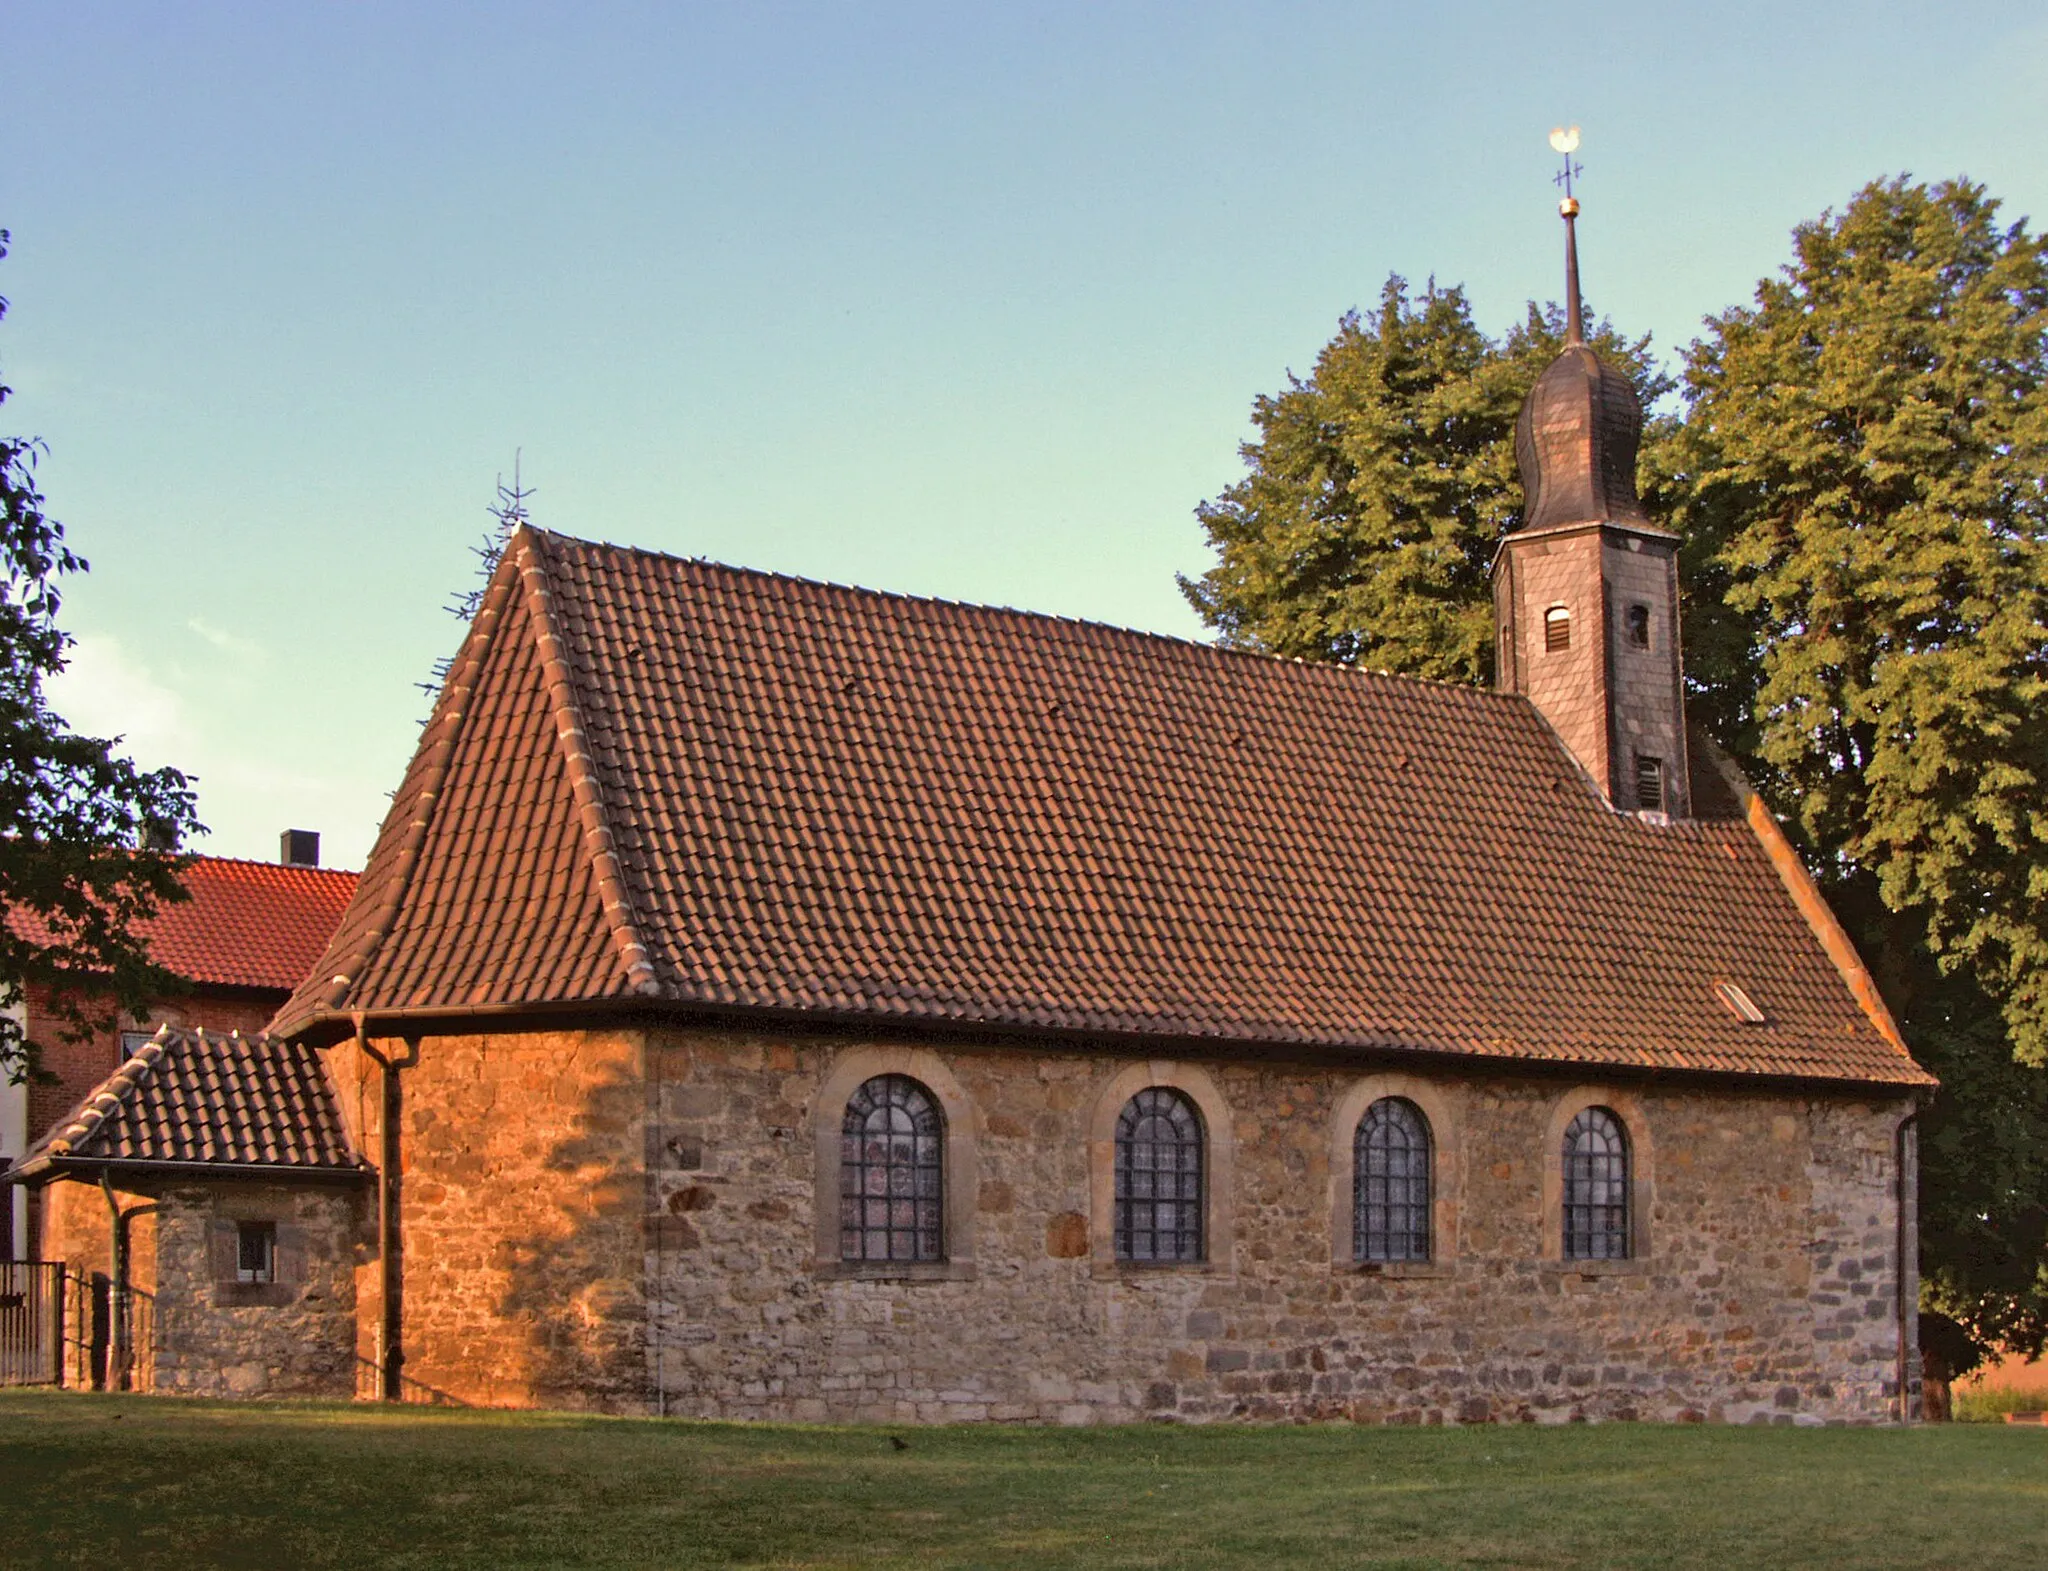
[
  {"xmin": 335, "ymin": 1029, "xmax": 648, "ymax": 1409},
  {"xmin": 638, "ymin": 1030, "xmax": 1917, "ymax": 1426},
  {"xmin": 331, "ymin": 1025, "xmax": 1916, "ymax": 1424},
  {"xmin": 37, "ymin": 1174, "xmax": 359, "ymax": 1396}
]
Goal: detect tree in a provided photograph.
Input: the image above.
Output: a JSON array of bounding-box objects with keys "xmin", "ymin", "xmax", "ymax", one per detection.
[
  {"xmin": 419, "ymin": 456, "xmax": 532, "ymax": 704},
  {"xmin": 0, "ymin": 229, "xmax": 202, "ymax": 1084},
  {"xmin": 1672, "ymin": 177, "xmax": 2048, "ymax": 1355},
  {"xmin": 1183, "ymin": 179, "xmax": 2048, "ymax": 1358},
  {"xmin": 1674, "ymin": 177, "xmax": 2048, "ymax": 1068},
  {"xmin": 1179, "ymin": 275, "xmax": 1671, "ymax": 684}
]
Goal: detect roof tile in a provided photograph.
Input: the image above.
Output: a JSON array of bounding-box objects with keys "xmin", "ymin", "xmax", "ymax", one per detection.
[
  {"xmin": 273, "ymin": 528, "xmax": 1931, "ymax": 1088},
  {"xmin": 8, "ymin": 1026, "xmax": 366, "ymax": 1179}
]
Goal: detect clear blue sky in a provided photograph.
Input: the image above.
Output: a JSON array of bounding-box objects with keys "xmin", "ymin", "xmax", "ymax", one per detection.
[{"xmin": 4, "ymin": 2, "xmax": 2044, "ymax": 869}]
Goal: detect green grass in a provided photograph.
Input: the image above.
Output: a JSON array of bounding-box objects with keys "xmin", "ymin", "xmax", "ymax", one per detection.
[
  {"xmin": 1955, "ymin": 1382, "xmax": 2048, "ymax": 1423},
  {"xmin": 3, "ymin": 1392, "xmax": 2046, "ymax": 1569}
]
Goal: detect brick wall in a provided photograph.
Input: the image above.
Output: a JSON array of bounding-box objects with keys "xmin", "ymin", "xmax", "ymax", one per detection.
[
  {"xmin": 24, "ymin": 982, "xmax": 281, "ymax": 1149},
  {"xmin": 348, "ymin": 1024, "xmax": 1917, "ymax": 1425}
]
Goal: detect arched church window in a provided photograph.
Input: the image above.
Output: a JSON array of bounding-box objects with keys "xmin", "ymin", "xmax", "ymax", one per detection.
[
  {"xmin": 1635, "ymin": 754, "xmax": 1665, "ymax": 813},
  {"xmin": 1544, "ymin": 605, "xmax": 1572, "ymax": 652},
  {"xmin": 841, "ymin": 1075, "xmax": 944, "ymax": 1262},
  {"xmin": 1114, "ymin": 1088, "xmax": 1204, "ymax": 1262},
  {"xmin": 1626, "ymin": 602, "xmax": 1651, "ymax": 648},
  {"xmin": 1562, "ymin": 1107, "xmax": 1630, "ymax": 1260},
  {"xmin": 1354, "ymin": 1098, "xmax": 1431, "ymax": 1262}
]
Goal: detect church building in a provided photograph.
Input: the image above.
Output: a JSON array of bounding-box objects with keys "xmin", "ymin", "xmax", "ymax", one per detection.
[{"xmin": 16, "ymin": 201, "xmax": 1932, "ymax": 1423}]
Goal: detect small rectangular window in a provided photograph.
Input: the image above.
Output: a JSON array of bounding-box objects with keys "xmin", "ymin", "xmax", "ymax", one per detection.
[
  {"xmin": 1543, "ymin": 606, "xmax": 1571, "ymax": 652},
  {"xmin": 1625, "ymin": 603, "xmax": 1650, "ymax": 648},
  {"xmin": 236, "ymin": 1222, "xmax": 276, "ymax": 1284},
  {"xmin": 1635, "ymin": 755, "xmax": 1665, "ymax": 813}
]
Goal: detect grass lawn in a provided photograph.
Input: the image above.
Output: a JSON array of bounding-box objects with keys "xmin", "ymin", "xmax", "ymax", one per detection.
[{"xmin": 3, "ymin": 1392, "xmax": 2045, "ymax": 1569}]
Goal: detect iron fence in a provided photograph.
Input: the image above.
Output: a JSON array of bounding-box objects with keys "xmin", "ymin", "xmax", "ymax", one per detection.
[{"xmin": 0, "ymin": 1261, "xmax": 65, "ymax": 1386}]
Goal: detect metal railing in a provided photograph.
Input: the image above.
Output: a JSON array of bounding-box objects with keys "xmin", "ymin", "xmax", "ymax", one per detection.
[{"xmin": 0, "ymin": 1261, "xmax": 65, "ymax": 1386}]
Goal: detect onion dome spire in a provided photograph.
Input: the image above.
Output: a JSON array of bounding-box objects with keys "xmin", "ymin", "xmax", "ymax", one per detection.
[{"xmin": 1513, "ymin": 129, "xmax": 1648, "ymax": 532}]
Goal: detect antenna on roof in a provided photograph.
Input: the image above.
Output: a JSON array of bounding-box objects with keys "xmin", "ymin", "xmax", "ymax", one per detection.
[{"xmin": 1549, "ymin": 125, "xmax": 1585, "ymax": 346}]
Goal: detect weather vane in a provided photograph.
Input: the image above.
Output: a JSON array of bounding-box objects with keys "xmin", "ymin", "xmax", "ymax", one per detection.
[
  {"xmin": 1548, "ymin": 126, "xmax": 1585, "ymax": 345},
  {"xmin": 1549, "ymin": 125, "xmax": 1582, "ymax": 213}
]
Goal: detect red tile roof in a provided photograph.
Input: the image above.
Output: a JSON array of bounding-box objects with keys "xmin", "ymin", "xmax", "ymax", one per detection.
[
  {"xmin": 7, "ymin": 855, "xmax": 357, "ymax": 995},
  {"xmin": 145, "ymin": 857, "xmax": 359, "ymax": 992},
  {"xmin": 6, "ymin": 1026, "xmax": 366, "ymax": 1181},
  {"xmin": 272, "ymin": 527, "xmax": 1932, "ymax": 1088}
]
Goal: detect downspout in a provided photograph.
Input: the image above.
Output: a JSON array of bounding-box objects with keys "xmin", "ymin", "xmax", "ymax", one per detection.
[
  {"xmin": 98, "ymin": 1172, "xmax": 158, "ymax": 1393},
  {"xmin": 1896, "ymin": 1114, "xmax": 1921, "ymax": 1424},
  {"xmin": 356, "ymin": 1014, "xmax": 419, "ymax": 1403}
]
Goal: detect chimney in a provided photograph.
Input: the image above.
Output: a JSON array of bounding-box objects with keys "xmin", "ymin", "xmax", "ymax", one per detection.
[{"xmin": 280, "ymin": 829, "xmax": 321, "ymax": 868}]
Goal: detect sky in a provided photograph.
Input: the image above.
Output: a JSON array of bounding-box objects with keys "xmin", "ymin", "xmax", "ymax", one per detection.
[{"xmin": 2, "ymin": 1, "xmax": 2045, "ymax": 870}]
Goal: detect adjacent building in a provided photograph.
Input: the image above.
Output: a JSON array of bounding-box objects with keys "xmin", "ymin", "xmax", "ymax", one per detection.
[{"xmin": 2, "ymin": 844, "xmax": 356, "ymax": 1261}]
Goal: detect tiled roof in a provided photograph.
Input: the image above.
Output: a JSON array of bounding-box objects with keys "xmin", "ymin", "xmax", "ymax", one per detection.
[
  {"xmin": 6, "ymin": 1026, "xmax": 367, "ymax": 1181},
  {"xmin": 147, "ymin": 857, "xmax": 359, "ymax": 991},
  {"xmin": 273, "ymin": 527, "xmax": 1932, "ymax": 1088},
  {"xmin": 8, "ymin": 856, "xmax": 358, "ymax": 993}
]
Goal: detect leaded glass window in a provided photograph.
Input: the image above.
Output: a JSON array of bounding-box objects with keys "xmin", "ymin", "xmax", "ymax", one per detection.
[
  {"xmin": 1563, "ymin": 1107, "xmax": 1630, "ymax": 1260},
  {"xmin": 1114, "ymin": 1088, "xmax": 1204, "ymax": 1262},
  {"xmin": 1354, "ymin": 1098, "xmax": 1431, "ymax": 1262},
  {"xmin": 840, "ymin": 1075, "xmax": 943, "ymax": 1262}
]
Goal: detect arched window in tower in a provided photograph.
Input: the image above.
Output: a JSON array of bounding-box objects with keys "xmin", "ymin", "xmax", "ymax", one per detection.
[
  {"xmin": 1635, "ymin": 754, "xmax": 1666, "ymax": 813},
  {"xmin": 1544, "ymin": 605, "xmax": 1572, "ymax": 652},
  {"xmin": 1114, "ymin": 1088, "xmax": 1204, "ymax": 1262},
  {"xmin": 1354, "ymin": 1098, "xmax": 1432, "ymax": 1262},
  {"xmin": 1562, "ymin": 1107, "xmax": 1631, "ymax": 1260},
  {"xmin": 841, "ymin": 1075, "xmax": 944, "ymax": 1262},
  {"xmin": 1625, "ymin": 602, "xmax": 1651, "ymax": 648}
]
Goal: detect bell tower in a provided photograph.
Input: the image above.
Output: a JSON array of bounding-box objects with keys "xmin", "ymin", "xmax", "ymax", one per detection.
[{"xmin": 1492, "ymin": 131, "xmax": 1689, "ymax": 817}]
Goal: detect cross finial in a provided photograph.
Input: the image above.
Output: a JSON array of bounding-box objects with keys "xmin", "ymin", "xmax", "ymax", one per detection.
[{"xmin": 1549, "ymin": 126, "xmax": 1584, "ymax": 346}]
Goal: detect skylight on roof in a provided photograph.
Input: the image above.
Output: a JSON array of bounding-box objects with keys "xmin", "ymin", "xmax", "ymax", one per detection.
[{"xmin": 1715, "ymin": 981, "xmax": 1767, "ymax": 1025}]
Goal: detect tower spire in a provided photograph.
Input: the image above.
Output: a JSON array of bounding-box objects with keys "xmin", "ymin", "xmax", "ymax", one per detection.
[
  {"xmin": 1550, "ymin": 125, "xmax": 1584, "ymax": 345},
  {"xmin": 1495, "ymin": 127, "xmax": 1691, "ymax": 819}
]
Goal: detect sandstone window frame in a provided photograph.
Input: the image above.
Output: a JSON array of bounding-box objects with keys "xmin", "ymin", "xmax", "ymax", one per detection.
[
  {"xmin": 1087, "ymin": 1061, "xmax": 1234, "ymax": 1278},
  {"xmin": 1328, "ymin": 1074, "xmax": 1458, "ymax": 1277},
  {"xmin": 812, "ymin": 1047, "xmax": 978, "ymax": 1282},
  {"xmin": 1539, "ymin": 1088, "xmax": 1654, "ymax": 1274}
]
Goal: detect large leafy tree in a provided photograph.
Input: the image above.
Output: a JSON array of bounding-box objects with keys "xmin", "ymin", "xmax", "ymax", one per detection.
[
  {"xmin": 1180, "ymin": 276, "xmax": 1671, "ymax": 684},
  {"xmin": 1672, "ymin": 178, "xmax": 2048, "ymax": 1356},
  {"xmin": 0, "ymin": 230, "xmax": 201, "ymax": 1084},
  {"xmin": 1184, "ymin": 178, "xmax": 2048, "ymax": 1358}
]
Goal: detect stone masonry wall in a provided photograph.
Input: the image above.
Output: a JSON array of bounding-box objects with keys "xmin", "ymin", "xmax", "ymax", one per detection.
[
  {"xmin": 37, "ymin": 1175, "xmax": 358, "ymax": 1396},
  {"xmin": 639, "ymin": 1030, "xmax": 1916, "ymax": 1426},
  {"xmin": 145, "ymin": 1182, "xmax": 361, "ymax": 1398},
  {"xmin": 1501, "ymin": 529, "xmax": 1610, "ymax": 794},
  {"xmin": 335, "ymin": 1029, "xmax": 648, "ymax": 1409}
]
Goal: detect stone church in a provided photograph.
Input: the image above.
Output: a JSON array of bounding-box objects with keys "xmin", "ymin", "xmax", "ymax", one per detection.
[{"xmin": 16, "ymin": 213, "xmax": 1932, "ymax": 1422}]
